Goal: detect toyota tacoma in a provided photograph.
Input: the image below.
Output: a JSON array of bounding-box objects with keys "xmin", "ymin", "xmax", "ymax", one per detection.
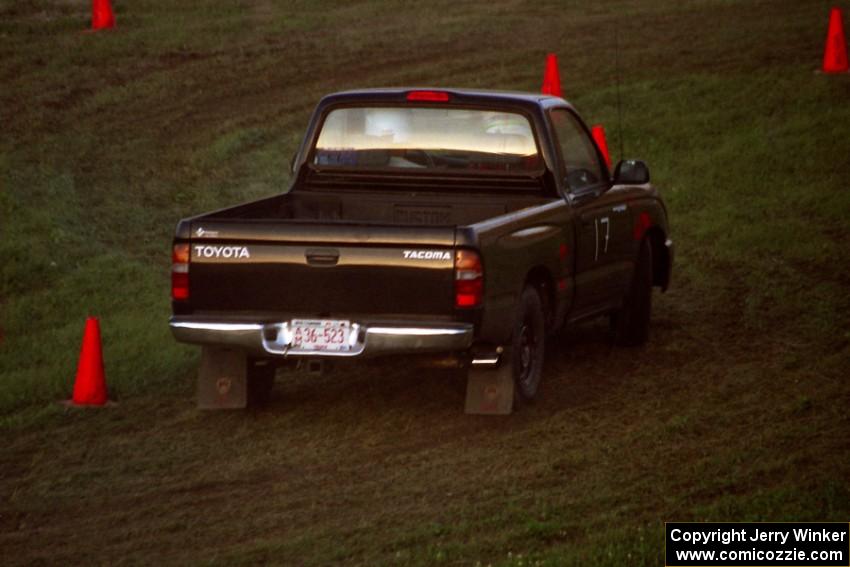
[{"xmin": 169, "ymin": 88, "xmax": 673, "ymax": 413}]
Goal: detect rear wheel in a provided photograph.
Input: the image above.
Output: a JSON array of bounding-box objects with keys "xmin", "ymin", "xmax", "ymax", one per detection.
[
  {"xmin": 247, "ymin": 359, "xmax": 275, "ymax": 407},
  {"xmin": 512, "ymin": 286, "xmax": 546, "ymax": 404},
  {"xmin": 611, "ymin": 238, "xmax": 653, "ymax": 346}
]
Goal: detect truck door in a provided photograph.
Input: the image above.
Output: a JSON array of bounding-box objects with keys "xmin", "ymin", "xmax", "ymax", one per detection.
[{"xmin": 549, "ymin": 108, "xmax": 631, "ymax": 315}]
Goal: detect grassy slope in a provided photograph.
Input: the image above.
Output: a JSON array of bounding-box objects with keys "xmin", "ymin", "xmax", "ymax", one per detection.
[{"xmin": 1, "ymin": 0, "xmax": 849, "ymax": 564}]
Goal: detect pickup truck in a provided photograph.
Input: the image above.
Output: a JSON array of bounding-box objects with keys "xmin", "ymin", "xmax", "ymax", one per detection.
[{"xmin": 170, "ymin": 88, "xmax": 673, "ymax": 414}]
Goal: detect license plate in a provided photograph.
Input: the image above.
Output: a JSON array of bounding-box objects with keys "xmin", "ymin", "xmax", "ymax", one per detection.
[{"xmin": 290, "ymin": 319, "xmax": 351, "ymax": 352}]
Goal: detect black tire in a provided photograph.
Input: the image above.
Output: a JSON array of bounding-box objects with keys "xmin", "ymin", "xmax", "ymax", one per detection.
[
  {"xmin": 512, "ymin": 286, "xmax": 546, "ymax": 404},
  {"xmin": 246, "ymin": 358, "xmax": 275, "ymax": 407},
  {"xmin": 612, "ymin": 238, "xmax": 653, "ymax": 346}
]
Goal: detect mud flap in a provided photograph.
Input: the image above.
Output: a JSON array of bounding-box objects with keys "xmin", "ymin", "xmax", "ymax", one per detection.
[
  {"xmin": 464, "ymin": 358, "xmax": 514, "ymax": 415},
  {"xmin": 198, "ymin": 347, "xmax": 247, "ymax": 409}
]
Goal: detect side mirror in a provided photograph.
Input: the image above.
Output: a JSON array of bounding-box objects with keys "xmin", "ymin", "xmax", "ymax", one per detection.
[{"xmin": 613, "ymin": 159, "xmax": 650, "ymax": 185}]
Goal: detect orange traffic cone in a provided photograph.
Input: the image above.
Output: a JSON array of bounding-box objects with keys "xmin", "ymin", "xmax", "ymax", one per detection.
[
  {"xmin": 91, "ymin": 0, "xmax": 115, "ymax": 31},
  {"xmin": 70, "ymin": 317, "xmax": 109, "ymax": 406},
  {"xmin": 591, "ymin": 125, "xmax": 612, "ymax": 169},
  {"xmin": 823, "ymin": 7, "xmax": 848, "ymax": 73},
  {"xmin": 541, "ymin": 53, "xmax": 563, "ymax": 97}
]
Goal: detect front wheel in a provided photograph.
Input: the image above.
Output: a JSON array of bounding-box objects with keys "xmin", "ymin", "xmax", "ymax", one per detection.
[
  {"xmin": 512, "ymin": 286, "xmax": 546, "ymax": 403},
  {"xmin": 611, "ymin": 238, "xmax": 653, "ymax": 346}
]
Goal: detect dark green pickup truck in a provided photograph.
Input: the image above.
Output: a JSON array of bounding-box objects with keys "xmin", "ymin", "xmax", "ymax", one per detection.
[{"xmin": 170, "ymin": 88, "xmax": 673, "ymax": 414}]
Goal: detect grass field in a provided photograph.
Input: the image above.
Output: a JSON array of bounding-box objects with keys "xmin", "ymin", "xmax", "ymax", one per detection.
[{"xmin": 2, "ymin": 0, "xmax": 850, "ymax": 564}]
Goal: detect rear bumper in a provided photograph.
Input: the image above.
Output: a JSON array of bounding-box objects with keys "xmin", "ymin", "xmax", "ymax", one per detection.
[{"xmin": 169, "ymin": 317, "xmax": 474, "ymax": 358}]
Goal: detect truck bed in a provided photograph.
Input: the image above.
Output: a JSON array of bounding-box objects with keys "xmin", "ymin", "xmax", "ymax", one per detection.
[
  {"xmin": 201, "ymin": 189, "xmax": 553, "ymax": 228},
  {"xmin": 180, "ymin": 186, "xmax": 558, "ymax": 320}
]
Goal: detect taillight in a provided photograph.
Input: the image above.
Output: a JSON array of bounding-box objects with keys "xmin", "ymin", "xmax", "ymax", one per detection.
[
  {"xmin": 406, "ymin": 90, "xmax": 450, "ymax": 102},
  {"xmin": 172, "ymin": 243, "xmax": 190, "ymax": 300},
  {"xmin": 455, "ymin": 249, "xmax": 483, "ymax": 308}
]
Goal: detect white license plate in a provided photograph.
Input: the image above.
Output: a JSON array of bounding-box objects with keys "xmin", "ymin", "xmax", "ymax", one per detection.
[{"xmin": 290, "ymin": 319, "xmax": 351, "ymax": 352}]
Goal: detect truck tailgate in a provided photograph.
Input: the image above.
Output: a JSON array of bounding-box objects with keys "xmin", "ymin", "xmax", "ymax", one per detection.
[{"xmin": 186, "ymin": 220, "xmax": 457, "ymax": 316}]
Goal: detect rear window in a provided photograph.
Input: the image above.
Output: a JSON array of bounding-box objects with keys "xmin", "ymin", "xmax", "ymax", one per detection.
[{"xmin": 313, "ymin": 107, "xmax": 541, "ymax": 174}]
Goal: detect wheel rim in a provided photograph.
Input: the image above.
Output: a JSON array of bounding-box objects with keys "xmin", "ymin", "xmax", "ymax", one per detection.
[{"xmin": 518, "ymin": 319, "xmax": 537, "ymax": 390}]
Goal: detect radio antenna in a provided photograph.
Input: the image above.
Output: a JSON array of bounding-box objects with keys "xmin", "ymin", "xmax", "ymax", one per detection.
[{"xmin": 615, "ymin": 22, "xmax": 625, "ymax": 161}]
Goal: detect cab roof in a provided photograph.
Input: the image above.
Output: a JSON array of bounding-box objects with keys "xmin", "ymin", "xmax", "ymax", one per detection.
[{"xmin": 317, "ymin": 87, "xmax": 567, "ymax": 109}]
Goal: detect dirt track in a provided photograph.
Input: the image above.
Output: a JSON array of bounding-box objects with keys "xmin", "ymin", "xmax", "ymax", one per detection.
[
  {"xmin": 4, "ymin": 279, "xmax": 847, "ymax": 564},
  {"xmin": 2, "ymin": 1, "xmax": 849, "ymax": 564}
]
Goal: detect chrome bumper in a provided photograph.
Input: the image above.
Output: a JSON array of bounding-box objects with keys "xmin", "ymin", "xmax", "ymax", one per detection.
[{"xmin": 169, "ymin": 317, "xmax": 474, "ymax": 358}]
